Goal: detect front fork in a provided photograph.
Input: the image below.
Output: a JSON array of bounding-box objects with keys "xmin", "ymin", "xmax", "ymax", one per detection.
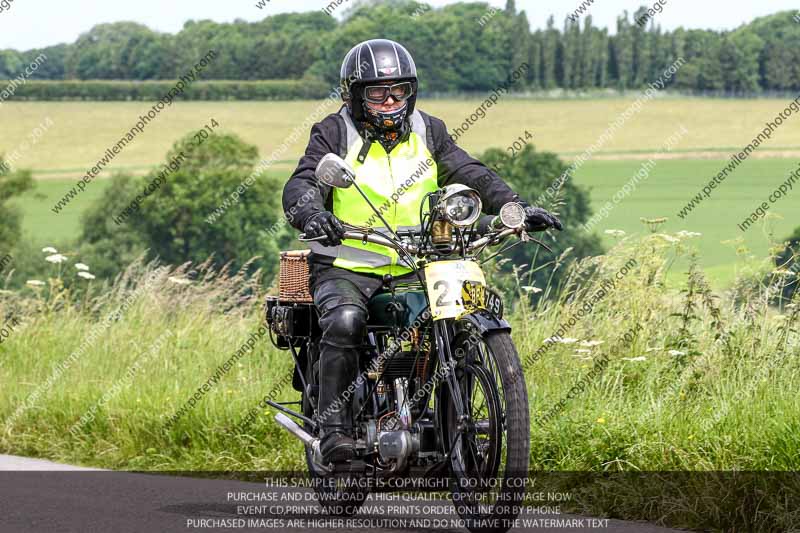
[{"xmin": 434, "ymin": 320, "xmax": 469, "ymax": 430}]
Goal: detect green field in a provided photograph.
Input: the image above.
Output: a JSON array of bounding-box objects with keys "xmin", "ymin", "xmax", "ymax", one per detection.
[
  {"xmin": 574, "ymin": 158, "xmax": 800, "ymax": 285},
  {"xmin": 3, "ymin": 98, "xmax": 800, "ymax": 285},
  {"xmin": 13, "ymin": 158, "xmax": 799, "ymax": 287},
  {"xmin": 2, "ymin": 98, "xmax": 800, "ymax": 177}
]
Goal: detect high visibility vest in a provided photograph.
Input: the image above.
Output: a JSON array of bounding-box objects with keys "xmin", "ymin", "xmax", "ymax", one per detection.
[{"xmin": 308, "ymin": 108, "xmax": 439, "ymax": 276}]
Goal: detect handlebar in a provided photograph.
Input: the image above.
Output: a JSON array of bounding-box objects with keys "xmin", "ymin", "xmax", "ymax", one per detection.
[{"xmin": 299, "ymin": 226, "xmax": 524, "ymax": 255}]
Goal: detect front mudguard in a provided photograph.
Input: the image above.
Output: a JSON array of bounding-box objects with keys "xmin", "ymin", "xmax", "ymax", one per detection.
[{"xmin": 457, "ymin": 308, "xmax": 511, "ymax": 336}]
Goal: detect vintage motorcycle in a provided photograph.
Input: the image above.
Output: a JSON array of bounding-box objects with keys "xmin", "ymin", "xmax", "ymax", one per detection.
[{"xmin": 265, "ymin": 153, "xmax": 547, "ymax": 532}]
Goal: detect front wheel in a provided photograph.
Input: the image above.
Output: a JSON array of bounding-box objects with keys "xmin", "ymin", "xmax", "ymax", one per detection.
[{"xmin": 439, "ymin": 327, "xmax": 530, "ymax": 533}]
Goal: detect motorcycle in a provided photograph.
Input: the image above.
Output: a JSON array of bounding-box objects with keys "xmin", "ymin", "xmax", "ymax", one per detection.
[{"xmin": 265, "ymin": 153, "xmax": 547, "ymax": 532}]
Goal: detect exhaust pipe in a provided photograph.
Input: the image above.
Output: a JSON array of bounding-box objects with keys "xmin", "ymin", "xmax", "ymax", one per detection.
[
  {"xmin": 275, "ymin": 413, "xmax": 328, "ymax": 470},
  {"xmin": 275, "ymin": 413, "xmax": 315, "ymax": 446}
]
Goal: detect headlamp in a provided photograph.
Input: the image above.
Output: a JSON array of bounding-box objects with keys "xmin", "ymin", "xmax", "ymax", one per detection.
[{"xmin": 438, "ymin": 185, "xmax": 482, "ymax": 227}]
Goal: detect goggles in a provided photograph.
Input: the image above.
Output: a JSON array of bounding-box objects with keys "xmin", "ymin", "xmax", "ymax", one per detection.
[{"xmin": 363, "ymin": 82, "xmax": 414, "ymax": 104}]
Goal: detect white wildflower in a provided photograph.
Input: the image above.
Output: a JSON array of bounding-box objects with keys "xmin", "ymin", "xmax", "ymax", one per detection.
[
  {"xmin": 41, "ymin": 246, "xmax": 58, "ymax": 254},
  {"xmin": 654, "ymin": 234, "xmax": 679, "ymax": 244},
  {"xmin": 77, "ymin": 272, "xmax": 96, "ymax": 280},
  {"xmin": 45, "ymin": 253, "xmax": 68, "ymax": 264},
  {"xmin": 668, "ymin": 349, "xmax": 686, "ymax": 357},
  {"xmin": 676, "ymin": 231, "xmax": 702, "ymax": 239},
  {"xmin": 75, "ymin": 263, "xmax": 90, "ymax": 271},
  {"xmin": 579, "ymin": 340, "xmax": 604, "ymax": 347},
  {"xmin": 26, "ymin": 279, "xmax": 46, "ymax": 287},
  {"xmin": 622, "ymin": 356, "xmax": 647, "ymax": 362},
  {"xmin": 522, "ymin": 286, "xmax": 542, "ymax": 293}
]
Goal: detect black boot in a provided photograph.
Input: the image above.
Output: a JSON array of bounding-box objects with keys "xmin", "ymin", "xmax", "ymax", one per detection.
[
  {"xmin": 320, "ymin": 430, "xmax": 355, "ymax": 464},
  {"xmin": 317, "ymin": 343, "xmax": 358, "ymax": 464},
  {"xmin": 311, "ymin": 278, "xmax": 368, "ymax": 465}
]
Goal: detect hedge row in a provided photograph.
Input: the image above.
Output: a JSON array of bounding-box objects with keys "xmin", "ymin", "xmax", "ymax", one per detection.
[{"xmin": 0, "ymin": 80, "xmax": 334, "ymax": 101}]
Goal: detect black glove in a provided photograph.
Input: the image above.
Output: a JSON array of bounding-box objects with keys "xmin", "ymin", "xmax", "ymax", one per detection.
[
  {"xmin": 519, "ymin": 202, "xmax": 563, "ymax": 232},
  {"xmin": 303, "ymin": 211, "xmax": 346, "ymax": 246}
]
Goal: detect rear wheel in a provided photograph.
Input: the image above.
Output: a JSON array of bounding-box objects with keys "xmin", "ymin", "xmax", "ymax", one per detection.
[{"xmin": 439, "ymin": 327, "xmax": 530, "ymax": 533}]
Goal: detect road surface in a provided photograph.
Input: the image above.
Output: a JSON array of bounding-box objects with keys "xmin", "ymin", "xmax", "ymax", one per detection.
[{"xmin": 0, "ymin": 454, "xmax": 686, "ymax": 533}]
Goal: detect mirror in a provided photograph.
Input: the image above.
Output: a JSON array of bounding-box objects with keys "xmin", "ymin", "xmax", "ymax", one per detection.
[
  {"xmin": 316, "ymin": 153, "xmax": 355, "ymax": 189},
  {"xmin": 498, "ymin": 202, "xmax": 526, "ymax": 229}
]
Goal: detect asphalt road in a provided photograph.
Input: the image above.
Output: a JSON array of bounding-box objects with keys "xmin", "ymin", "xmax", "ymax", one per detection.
[{"xmin": 0, "ymin": 455, "xmax": 685, "ymax": 533}]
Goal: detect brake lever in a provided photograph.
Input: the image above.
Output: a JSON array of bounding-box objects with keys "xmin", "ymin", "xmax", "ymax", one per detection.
[
  {"xmin": 524, "ymin": 231, "xmax": 553, "ymax": 253},
  {"xmin": 297, "ymin": 233, "xmax": 328, "ymax": 242}
]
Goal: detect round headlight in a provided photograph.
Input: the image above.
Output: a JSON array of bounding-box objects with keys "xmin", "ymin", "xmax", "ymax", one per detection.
[{"xmin": 441, "ymin": 189, "xmax": 482, "ymax": 227}]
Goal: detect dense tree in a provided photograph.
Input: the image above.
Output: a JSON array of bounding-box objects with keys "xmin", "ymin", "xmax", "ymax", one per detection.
[
  {"xmin": 539, "ymin": 17, "xmax": 559, "ymax": 89},
  {"xmin": 65, "ymin": 23, "xmax": 173, "ymax": 80},
  {"xmin": 610, "ymin": 13, "xmax": 634, "ymax": 90},
  {"xmin": 0, "ymin": 5, "xmax": 797, "ymax": 93}
]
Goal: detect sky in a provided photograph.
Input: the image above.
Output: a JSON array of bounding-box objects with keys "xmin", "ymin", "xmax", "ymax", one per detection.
[{"xmin": 0, "ymin": 0, "xmax": 798, "ymax": 51}]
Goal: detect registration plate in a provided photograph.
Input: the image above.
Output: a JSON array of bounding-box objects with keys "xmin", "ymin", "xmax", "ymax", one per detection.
[{"xmin": 462, "ymin": 281, "xmax": 504, "ymax": 318}]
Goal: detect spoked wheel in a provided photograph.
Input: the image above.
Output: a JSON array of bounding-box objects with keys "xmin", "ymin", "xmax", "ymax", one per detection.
[
  {"xmin": 439, "ymin": 325, "xmax": 530, "ymax": 533},
  {"xmin": 302, "ymin": 342, "xmax": 368, "ymax": 517}
]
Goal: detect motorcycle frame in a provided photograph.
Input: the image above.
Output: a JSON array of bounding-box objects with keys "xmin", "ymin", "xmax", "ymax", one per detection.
[{"xmin": 270, "ymin": 180, "xmax": 518, "ymax": 468}]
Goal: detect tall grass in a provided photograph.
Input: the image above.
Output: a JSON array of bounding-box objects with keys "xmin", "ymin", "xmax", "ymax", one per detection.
[{"xmin": 1, "ymin": 232, "xmax": 799, "ymax": 528}]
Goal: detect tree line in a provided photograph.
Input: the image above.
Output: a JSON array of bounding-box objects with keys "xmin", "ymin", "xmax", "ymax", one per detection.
[{"xmin": 0, "ymin": 1, "xmax": 798, "ymax": 94}]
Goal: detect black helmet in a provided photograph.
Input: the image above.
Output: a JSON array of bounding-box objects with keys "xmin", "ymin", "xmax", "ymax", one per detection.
[{"xmin": 340, "ymin": 39, "xmax": 418, "ymax": 135}]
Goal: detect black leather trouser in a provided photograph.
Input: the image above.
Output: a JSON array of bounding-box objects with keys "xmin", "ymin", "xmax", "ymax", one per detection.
[{"xmin": 311, "ymin": 276, "xmax": 371, "ymax": 437}]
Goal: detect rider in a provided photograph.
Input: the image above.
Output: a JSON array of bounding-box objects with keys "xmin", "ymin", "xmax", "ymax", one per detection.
[{"xmin": 282, "ymin": 39, "xmax": 562, "ymax": 465}]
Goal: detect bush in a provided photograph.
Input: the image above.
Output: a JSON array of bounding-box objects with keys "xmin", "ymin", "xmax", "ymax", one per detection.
[
  {"xmin": 478, "ymin": 144, "xmax": 604, "ymax": 301},
  {"xmin": 0, "ymin": 159, "xmax": 33, "ymax": 253},
  {"xmin": 77, "ymin": 174, "xmax": 150, "ymax": 280},
  {"xmin": 774, "ymin": 226, "xmax": 800, "ymax": 302},
  {"xmin": 0, "ymin": 79, "xmax": 332, "ymax": 101},
  {"xmin": 79, "ymin": 132, "xmax": 292, "ymax": 282}
]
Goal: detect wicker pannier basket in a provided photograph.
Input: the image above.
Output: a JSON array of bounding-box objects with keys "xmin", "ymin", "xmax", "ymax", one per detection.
[{"xmin": 278, "ymin": 250, "xmax": 313, "ymax": 303}]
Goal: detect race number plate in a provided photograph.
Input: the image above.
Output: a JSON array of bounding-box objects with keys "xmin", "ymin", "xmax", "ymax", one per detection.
[{"xmin": 425, "ymin": 260, "xmax": 486, "ymax": 321}]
